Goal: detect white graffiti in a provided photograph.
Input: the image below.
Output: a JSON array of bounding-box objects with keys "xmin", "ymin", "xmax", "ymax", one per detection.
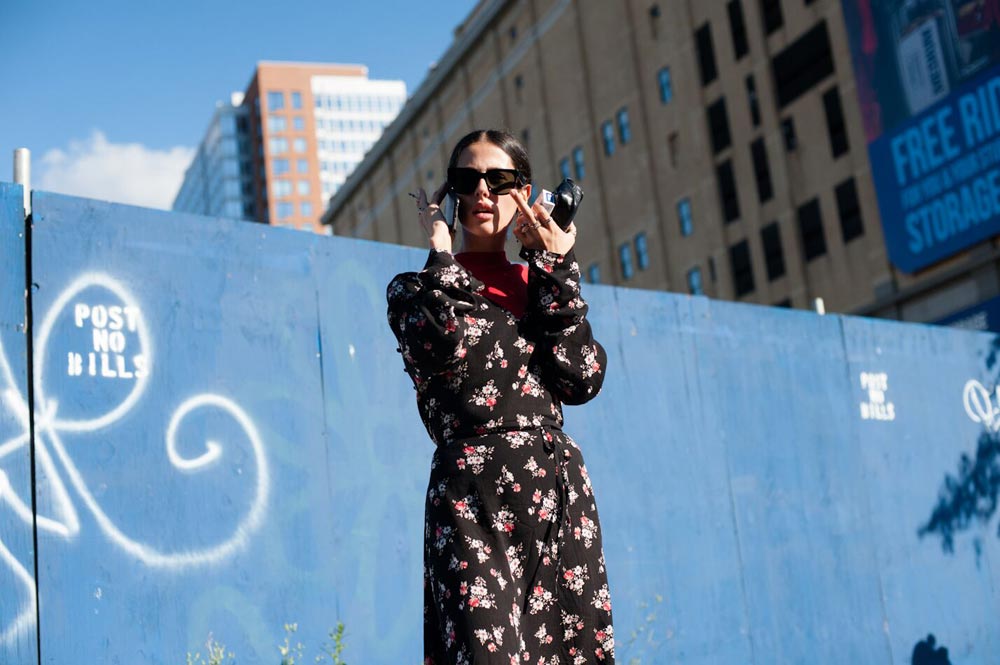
[
  {"xmin": 963, "ymin": 379, "xmax": 1000, "ymax": 431},
  {"xmin": 0, "ymin": 272, "xmax": 270, "ymax": 644}
]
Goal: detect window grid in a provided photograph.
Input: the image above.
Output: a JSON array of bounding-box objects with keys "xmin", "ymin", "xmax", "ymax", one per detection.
[
  {"xmin": 695, "ymin": 23, "xmax": 718, "ymax": 86},
  {"xmin": 678, "ymin": 198, "xmax": 693, "ymax": 236},
  {"xmin": 573, "ymin": 147, "xmax": 585, "ymax": 179},
  {"xmin": 635, "ymin": 232, "xmax": 649, "ymax": 270},
  {"xmin": 797, "ymin": 198, "xmax": 827, "ymax": 261},
  {"xmin": 835, "ymin": 177, "xmax": 864, "ymax": 243},
  {"xmin": 658, "ymin": 67, "xmax": 673, "ymax": 104},
  {"xmin": 560, "ymin": 158, "xmax": 571, "ymax": 180},
  {"xmin": 602, "ymin": 121, "xmax": 615, "ymax": 156},
  {"xmin": 823, "ymin": 86, "xmax": 849, "ymax": 158},
  {"xmin": 707, "ymin": 97, "xmax": 732, "ymax": 154},
  {"xmin": 619, "ymin": 242, "xmax": 634, "ymax": 280},
  {"xmin": 617, "ymin": 107, "xmax": 632, "ymax": 144},
  {"xmin": 688, "ymin": 267, "xmax": 704, "ymax": 295},
  {"xmin": 729, "ymin": 239, "xmax": 755, "ymax": 297},
  {"xmin": 751, "ymin": 138, "xmax": 774, "ymax": 202},
  {"xmin": 727, "ymin": 1, "xmax": 749, "ymax": 59},
  {"xmin": 716, "ymin": 160, "xmax": 741, "ymax": 223},
  {"xmin": 588, "ymin": 263, "xmax": 601, "ymax": 284},
  {"xmin": 761, "ymin": 222, "xmax": 786, "ymax": 280}
]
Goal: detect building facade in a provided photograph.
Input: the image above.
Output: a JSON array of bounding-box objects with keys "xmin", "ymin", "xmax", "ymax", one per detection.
[
  {"xmin": 320, "ymin": 0, "xmax": 1000, "ymax": 327},
  {"xmin": 173, "ymin": 93, "xmax": 253, "ymax": 221},
  {"xmin": 175, "ymin": 62, "xmax": 406, "ymax": 233}
]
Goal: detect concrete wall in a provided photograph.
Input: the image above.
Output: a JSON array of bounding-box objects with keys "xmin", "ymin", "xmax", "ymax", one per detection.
[{"xmin": 1, "ymin": 183, "xmax": 998, "ymax": 663}]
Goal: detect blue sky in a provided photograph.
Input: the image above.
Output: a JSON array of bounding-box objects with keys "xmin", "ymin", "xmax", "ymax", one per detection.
[{"xmin": 0, "ymin": 0, "xmax": 478, "ymax": 207}]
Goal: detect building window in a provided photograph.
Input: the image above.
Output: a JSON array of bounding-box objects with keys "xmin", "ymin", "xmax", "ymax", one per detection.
[
  {"xmin": 619, "ymin": 242, "xmax": 634, "ymax": 280},
  {"xmin": 522, "ymin": 128, "xmax": 531, "ymax": 144},
  {"xmin": 727, "ymin": 1, "xmax": 749, "ymax": 59},
  {"xmin": 635, "ymin": 232, "xmax": 649, "ymax": 270},
  {"xmin": 716, "ymin": 160, "xmax": 740, "ymax": 223},
  {"xmin": 291, "ymin": 91, "xmax": 303, "ymax": 110},
  {"xmin": 297, "ymin": 180, "xmax": 310, "ymax": 195},
  {"xmin": 268, "ymin": 137, "xmax": 288, "ymax": 154},
  {"xmin": 694, "ymin": 23, "xmax": 719, "ymax": 86},
  {"xmin": 760, "ymin": 0, "xmax": 784, "ymax": 34},
  {"xmin": 560, "ymin": 158, "xmax": 571, "ymax": 180},
  {"xmin": 617, "ymin": 107, "xmax": 632, "ymax": 144},
  {"xmin": 761, "ymin": 221, "xmax": 786, "ymax": 280},
  {"xmin": 781, "ymin": 117, "xmax": 798, "ymax": 151},
  {"xmin": 695, "ymin": 23, "xmax": 718, "ymax": 86},
  {"xmin": 293, "ymin": 138, "xmax": 307, "ymax": 153},
  {"xmin": 301, "ymin": 201, "xmax": 313, "ymax": 217},
  {"xmin": 729, "ymin": 239, "xmax": 755, "ymax": 296},
  {"xmin": 588, "ymin": 263, "xmax": 601, "ymax": 284},
  {"xmin": 267, "ymin": 115, "xmax": 287, "ymax": 132},
  {"xmin": 772, "ymin": 21, "xmax": 833, "ymax": 108},
  {"xmin": 572, "ymin": 147, "xmax": 585, "ymax": 180},
  {"xmin": 707, "ymin": 97, "xmax": 732, "ymax": 154},
  {"xmin": 823, "ymin": 86, "xmax": 849, "ymax": 158},
  {"xmin": 293, "ymin": 116, "xmax": 305, "ymax": 131},
  {"xmin": 687, "ymin": 267, "xmax": 704, "ymax": 295},
  {"xmin": 658, "ymin": 67, "xmax": 673, "ymax": 104},
  {"xmin": 835, "ymin": 177, "xmax": 864, "ymax": 242},
  {"xmin": 678, "ymin": 197, "xmax": 693, "ymax": 236},
  {"xmin": 668, "ymin": 132, "xmax": 679, "ymax": 167},
  {"xmin": 750, "ymin": 138, "xmax": 774, "ymax": 202},
  {"xmin": 272, "ymin": 180, "xmax": 292, "ymax": 197},
  {"xmin": 272, "ymin": 159, "xmax": 290, "ymax": 175},
  {"xmin": 774, "ymin": 298, "xmax": 792, "ymax": 308},
  {"xmin": 267, "ymin": 91, "xmax": 285, "ymax": 111},
  {"xmin": 296, "ymin": 159, "xmax": 309, "ymax": 173},
  {"xmin": 602, "ymin": 121, "xmax": 615, "ymax": 156},
  {"xmin": 746, "ymin": 75, "xmax": 761, "ymax": 127},
  {"xmin": 514, "ymin": 74, "xmax": 524, "ymax": 103},
  {"xmin": 797, "ymin": 198, "xmax": 827, "ymax": 260},
  {"xmin": 276, "ymin": 201, "xmax": 294, "ymax": 219}
]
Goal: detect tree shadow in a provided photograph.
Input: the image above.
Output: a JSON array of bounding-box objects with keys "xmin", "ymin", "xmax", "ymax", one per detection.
[
  {"xmin": 919, "ymin": 335, "xmax": 1000, "ymax": 556},
  {"xmin": 911, "ymin": 634, "xmax": 952, "ymax": 665},
  {"xmin": 918, "ymin": 429, "xmax": 1000, "ymax": 554}
]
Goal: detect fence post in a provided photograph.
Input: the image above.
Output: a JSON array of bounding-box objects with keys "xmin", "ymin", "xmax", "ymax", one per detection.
[{"xmin": 13, "ymin": 148, "xmax": 30, "ymax": 216}]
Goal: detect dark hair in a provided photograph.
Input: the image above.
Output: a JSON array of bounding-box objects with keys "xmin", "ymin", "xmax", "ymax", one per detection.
[{"xmin": 447, "ymin": 129, "xmax": 532, "ymax": 183}]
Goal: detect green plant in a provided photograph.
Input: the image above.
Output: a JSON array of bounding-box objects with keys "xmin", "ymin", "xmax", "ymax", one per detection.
[
  {"xmin": 279, "ymin": 623, "xmax": 305, "ymax": 665},
  {"xmin": 186, "ymin": 620, "xmax": 347, "ymax": 664},
  {"xmin": 186, "ymin": 635, "xmax": 234, "ymax": 665},
  {"xmin": 316, "ymin": 622, "xmax": 348, "ymax": 664}
]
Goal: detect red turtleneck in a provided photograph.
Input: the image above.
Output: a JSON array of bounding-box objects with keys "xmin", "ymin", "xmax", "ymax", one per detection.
[{"xmin": 455, "ymin": 250, "xmax": 529, "ymax": 318}]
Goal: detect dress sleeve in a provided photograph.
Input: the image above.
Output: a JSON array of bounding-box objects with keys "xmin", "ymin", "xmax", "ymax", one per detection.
[
  {"xmin": 519, "ymin": 246, "xmax": 607, "ymax": 405},
  {"xmin": 386, "ymin": 249, "xmax": 483, "ymax": 386}
]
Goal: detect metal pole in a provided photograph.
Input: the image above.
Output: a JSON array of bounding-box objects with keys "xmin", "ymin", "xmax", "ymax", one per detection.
[{"xmin": 13, "ymin": 148, "xmax": 30, "ymax": 215}]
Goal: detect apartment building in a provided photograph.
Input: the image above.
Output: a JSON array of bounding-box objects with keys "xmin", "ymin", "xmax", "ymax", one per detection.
[
  {"xmin": 175, "ymin": 62, "xmax": 406, "ymax": 233},
  {"xmin": 321, "ymin": 0, "xmax": 1000, "ymax": 328}
]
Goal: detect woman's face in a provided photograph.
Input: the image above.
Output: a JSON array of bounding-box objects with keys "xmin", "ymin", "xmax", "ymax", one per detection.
[{"xmin": 454, "ymin": 140, "xmax": 531, "ymax": 239}]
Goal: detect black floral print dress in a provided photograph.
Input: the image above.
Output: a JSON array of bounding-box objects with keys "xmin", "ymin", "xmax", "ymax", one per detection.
[{"xmin": 386, "ymin": 246, "xmax": 615, "ymax": 664}]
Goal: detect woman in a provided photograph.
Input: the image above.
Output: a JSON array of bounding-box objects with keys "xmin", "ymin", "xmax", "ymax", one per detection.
[{"xmin": 387, "ymin": 129, "xmax": 614, "ymax": 664}]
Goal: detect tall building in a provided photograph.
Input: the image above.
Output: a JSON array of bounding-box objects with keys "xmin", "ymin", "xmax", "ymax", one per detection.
[
  {"xmin": 175, "ymin": 62, "xmax": 406, "ymax": 233},
  {"xmin": 173, "ymin": 93, "xmax": 252, "ymax": 221},
  {"xmin": 320, "ymin": 0, "xmax": 1000, "ymax": 330}
]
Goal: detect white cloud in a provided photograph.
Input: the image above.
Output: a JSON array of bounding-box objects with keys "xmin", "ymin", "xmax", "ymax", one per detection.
[{"xmin": 36, "ymin": 131, "xmax": 195, "ymax": 210}]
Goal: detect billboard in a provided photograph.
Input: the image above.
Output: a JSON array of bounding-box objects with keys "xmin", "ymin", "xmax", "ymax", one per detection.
[{"xmin": 841, "ymin": 0, "xmax": 1000, "ymax": 272}]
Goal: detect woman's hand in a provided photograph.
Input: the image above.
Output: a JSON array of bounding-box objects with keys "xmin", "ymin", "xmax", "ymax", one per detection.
[
  {"xmin": 510, "ymin": 189, "xmax": 577, "ymax": 255},
  {"xmin": 414, "ymin": 183, "xmax": 453, "ymax": 252}
]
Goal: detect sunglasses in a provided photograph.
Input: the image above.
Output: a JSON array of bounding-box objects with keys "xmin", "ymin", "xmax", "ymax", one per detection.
[{"xmin": 447, "ymin": 167, "xmax": 526, "ymax": 195}]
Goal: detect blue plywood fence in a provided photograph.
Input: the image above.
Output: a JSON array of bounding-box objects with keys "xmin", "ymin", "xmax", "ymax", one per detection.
[{"xmin": 1, "ymin": 183, "xmax": 998, "ymax": 664}]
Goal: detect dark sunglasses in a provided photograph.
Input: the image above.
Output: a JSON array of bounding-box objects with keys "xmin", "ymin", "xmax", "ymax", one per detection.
[{"xmin": 447, "ymin": 167, "xmax": 526, "ymax": 195}]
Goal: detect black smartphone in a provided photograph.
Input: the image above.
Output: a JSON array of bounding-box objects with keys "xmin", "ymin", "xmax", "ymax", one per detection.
[{"xmin": 441, "ymin": 190, "xmax": 459, "ymax": 230}]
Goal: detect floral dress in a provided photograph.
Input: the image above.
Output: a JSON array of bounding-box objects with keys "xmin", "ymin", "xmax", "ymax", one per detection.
[{"xmin": 386, "ymin": 246, "xmax": 615, "ymax": 664}]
